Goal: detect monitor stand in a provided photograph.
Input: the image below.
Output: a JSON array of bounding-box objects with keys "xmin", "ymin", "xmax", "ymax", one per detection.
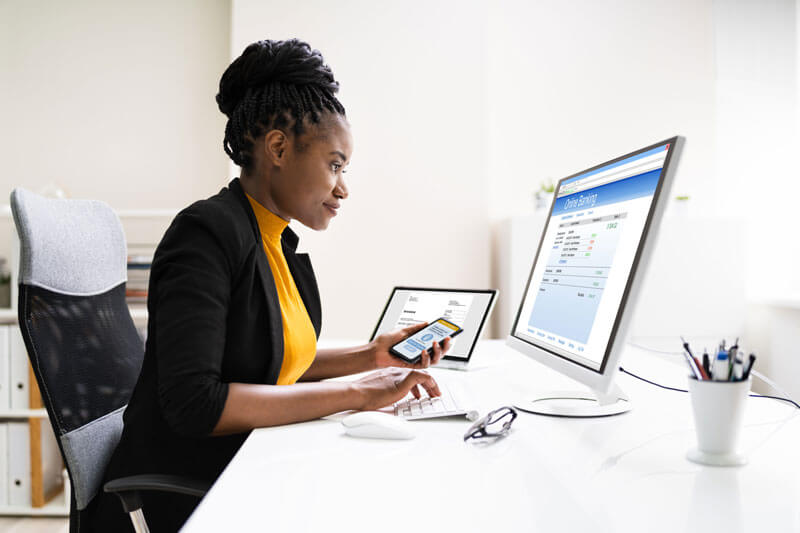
[{"xmin": 514, "ymin": 384, "xmax": 631, "ymax": 418}]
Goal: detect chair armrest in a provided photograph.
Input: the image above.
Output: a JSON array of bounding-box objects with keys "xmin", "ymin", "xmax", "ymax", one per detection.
[{"xmin": 104, "ymin": 474, "xmax": 211, "ymax": 513}]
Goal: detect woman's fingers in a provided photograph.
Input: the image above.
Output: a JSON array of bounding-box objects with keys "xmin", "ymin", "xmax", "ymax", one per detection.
[
  {"xmin": 432, "ymin": 341, "xmax": 441, "ymax": 364},
  {"xmin": 417, "ymin": 371, "xmax": 441, "ymax": 398},
  {"xmin": 356, "ymin": 368, "xmax": 442, "ymax": 410},
  {"xmin": 416, "ymin": 338, "xmax": 450, "ymax": 368},
  {"xmin": 419, "ymin": 345, "xmax": 432, "ymax": 368},
  {"xmin": 402, "ymin": 321, "xmax": 429, "ymax": 337},
  {"xmin": 379, "ymin": 323, "xmax": 428, "ymax": 353},
  {"xmin": 432, "ymin": 338, "xmax": 446, "ymax": 365},
  {"xmin": 407, "ymin": 338, "xmax": 452, "ymax": 370},
  {"xmin": 411, "ymin": 384, "xmax": 421, "ymax": 399},
  {"xmin": 442, "ymin": 336, "xmax": 452, "ymax": 353},
  {"xmin": 402, "ymin": 369, "xmax": 441, "ymax": 398}
]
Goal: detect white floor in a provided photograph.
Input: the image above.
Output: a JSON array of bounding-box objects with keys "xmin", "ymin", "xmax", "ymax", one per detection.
[{"xmin": 0, "ymin": 517, "xmax": 68, "ymax": 532}]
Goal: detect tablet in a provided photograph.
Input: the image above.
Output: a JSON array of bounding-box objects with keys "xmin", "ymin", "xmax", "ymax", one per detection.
[{"xmin": 369, "ymin": 287, "xmax": 498, "ymax": 369}]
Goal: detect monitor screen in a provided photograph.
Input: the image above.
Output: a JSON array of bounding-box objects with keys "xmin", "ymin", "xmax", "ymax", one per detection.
[{"xmin": 512, "ymin": 140, "xmax": 676, "ymax": 373}]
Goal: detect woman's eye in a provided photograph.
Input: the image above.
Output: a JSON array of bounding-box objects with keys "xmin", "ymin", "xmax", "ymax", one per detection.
[{"xmin": 331, "ymin": 162, "xmax": 342, "ymax": 172}]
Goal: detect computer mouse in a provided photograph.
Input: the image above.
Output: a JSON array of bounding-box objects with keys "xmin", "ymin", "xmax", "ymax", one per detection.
[{"xmin": 341, "ymin": 411, "xmax": 416, "ymax": 440}]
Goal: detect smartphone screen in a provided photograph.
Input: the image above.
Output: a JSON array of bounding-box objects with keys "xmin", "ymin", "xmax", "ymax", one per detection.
[{"xmin": 391, "ymin": 318, "xmax": 462, "ymax": 362}]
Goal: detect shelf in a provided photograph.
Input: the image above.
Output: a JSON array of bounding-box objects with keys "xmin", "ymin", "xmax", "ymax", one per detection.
[
  {"xmin": 0, "ymin": 506, "xmax": 69, "ymax": 517},
  {"xmin": 0, "ymin": 496, "xmax": 69, "ymax": 517},
  {"xmin": 0, "ymin": 409, "xmax": 49, "ymax": 419},
  {"xmin": 128, "ymin": 306, "xmax": 148, "ymax": 323},
  {"xmin": 0, "ymin": 308, "xmax": 15, "ymax": 324}
]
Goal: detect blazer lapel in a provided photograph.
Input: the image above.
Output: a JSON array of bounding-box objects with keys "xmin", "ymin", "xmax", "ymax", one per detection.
[
  {"xmin": 228, "ymin": 178, "xmax": 285, "ymax": 384},
  {"xmin": 282, "ymin": 227, "xmax": 322, "ymax": 339},
  {"xmin": 254, "ymin": 250, "xmax": 285, "ymax": 382}
]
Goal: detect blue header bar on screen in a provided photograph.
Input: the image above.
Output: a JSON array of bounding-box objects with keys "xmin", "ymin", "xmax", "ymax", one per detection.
[
  {"xmin": 552, "ymin": 169, "xmax": 661, "ymax": 215},
  {"xmin": 561, "ymin": 144, "xmax": 670, "ymax": 185}
]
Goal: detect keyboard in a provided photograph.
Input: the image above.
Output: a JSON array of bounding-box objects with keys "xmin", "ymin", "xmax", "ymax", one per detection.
[{"xmin": 392, "ymin": 382, "xmax": 479, "ymax": 421}]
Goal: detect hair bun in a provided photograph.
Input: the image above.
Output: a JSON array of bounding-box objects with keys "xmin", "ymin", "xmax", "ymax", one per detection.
[{"xmin": 216, "ymin": 38, "xmax": 339, "ymax": 117}]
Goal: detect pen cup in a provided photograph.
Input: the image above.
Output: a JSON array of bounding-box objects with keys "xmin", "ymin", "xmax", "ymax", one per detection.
[{"xmin": 687, "ymin": 376, "xmax": 750, "ymax": 466}]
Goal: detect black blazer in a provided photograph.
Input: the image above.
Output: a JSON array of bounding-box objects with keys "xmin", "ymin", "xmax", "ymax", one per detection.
[{"xmin": 95, "ymin": 178, "xmax": 321, "ymax": 530}]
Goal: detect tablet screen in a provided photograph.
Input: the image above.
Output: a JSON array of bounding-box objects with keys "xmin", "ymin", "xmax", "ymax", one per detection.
[{"xmin": 370, "ymin": 288, "xmax": 496, "ymax": 362}]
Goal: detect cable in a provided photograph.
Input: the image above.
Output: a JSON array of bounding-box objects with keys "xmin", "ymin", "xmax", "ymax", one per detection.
[
  {"xmin": 619, "ymin": 366, "xmax": 800, "ymax": 409},
  {"xmin": 750, "ymin": 369, "xmax": 799, "ymax": 408},
  {"xmin": 618, "ymin": 367, "xmax": 688, "ymax": 393},
  {"xmin": 750, "ymin": 393, "xmax": 800, "ymax": 409}
]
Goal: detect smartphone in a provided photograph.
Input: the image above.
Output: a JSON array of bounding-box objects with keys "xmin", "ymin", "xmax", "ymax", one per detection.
[{"xmin": 389, "ymin": 317, "xmax": 464, "ymax": 364}]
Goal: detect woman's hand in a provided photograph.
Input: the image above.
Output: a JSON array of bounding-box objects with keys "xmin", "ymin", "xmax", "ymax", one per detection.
[
  {"xmin": 370, "ymin": 322, "xmax": 452, "ymax": 369},
  {"xmin": 352, "ymin": 367, "xmax": 441, "ymax": 411}
]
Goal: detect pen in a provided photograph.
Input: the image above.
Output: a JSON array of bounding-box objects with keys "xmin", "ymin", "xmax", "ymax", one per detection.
[
  {"xmin": 682, "ymin": 350, "xmax": 706, "ymax": 380},
  {"xmin": 713, "ymin": 350, "xmax": 730, "ymax": 381},
  {"xmin": 728, "ymin": 339, "xmax": 739, "ymax": 379},
  {"xmin": 680, "ymin": 337, "xmax": 705, "ymax": 380},
  {"xmin": 742, "ymin": 353, "xmax": 756, "ymax": 380},
  {"xmin": 681, "ymin": 336, "xmax": 696, "ymax": 360},
  {"xmin": 702, "ymin": 349, "xmax": 711, "ymax": 378},
  {"xmin": 732, "ymin": 354, "xmax": 744, "ymax": 381},
  {"xmin": 693, "ymin": 356, "xmax": 710, "ymax": 380}
]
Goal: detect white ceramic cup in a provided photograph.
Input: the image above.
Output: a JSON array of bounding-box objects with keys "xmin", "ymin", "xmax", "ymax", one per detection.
[{"xmin": 687, "ymin": 376, "xmax": 751, "ymax": 466}]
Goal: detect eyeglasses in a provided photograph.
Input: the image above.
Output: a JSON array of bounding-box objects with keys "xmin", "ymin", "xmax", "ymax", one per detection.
[{"xmin": 463, "ymin": 406, "xmax": 518, "ymax": 441}]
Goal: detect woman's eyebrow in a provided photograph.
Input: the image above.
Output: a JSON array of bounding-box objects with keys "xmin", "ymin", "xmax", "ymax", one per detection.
[{"xmin": 329, "ymin": 150, "xmax": 347, "ymax": 162}]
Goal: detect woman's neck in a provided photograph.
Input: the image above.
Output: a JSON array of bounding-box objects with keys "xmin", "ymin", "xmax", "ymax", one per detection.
[{"xmin": 239, "ymin": 172, "xmax": 291, "ymax": 222}]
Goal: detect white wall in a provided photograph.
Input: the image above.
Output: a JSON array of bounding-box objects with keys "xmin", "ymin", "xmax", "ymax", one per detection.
[
  {"xmin": 231, "ymin": 0, "xmax": 492, "ymax": 340},
  {"xmin": 746, "ymin": 303, "xmax": 800, "ymax": 400},
  {"xmin": 725, "ymin": 0, "xmax": 800, "ymax": 398},
  {"xmin": 0, "ymin": 0, "xmax": 231, "ymax": 211},
  {"xmin": 714, "ymin": 0, "xmax": 799, "ymax": 301},
  {"xmin": 486, "ymin": 0, "xmax": 716, "ymax": 221}
]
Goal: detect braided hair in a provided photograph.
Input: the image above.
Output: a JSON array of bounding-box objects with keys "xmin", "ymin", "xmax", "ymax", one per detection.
[{"xmin": 216, "ymin": 39, "xmax": 346, "ymax": 170}]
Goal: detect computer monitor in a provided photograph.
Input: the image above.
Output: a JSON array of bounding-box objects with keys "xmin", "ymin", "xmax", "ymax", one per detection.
[{"xmin": 507, "ymin": 136, "xmax": 684, "ymax": 417}]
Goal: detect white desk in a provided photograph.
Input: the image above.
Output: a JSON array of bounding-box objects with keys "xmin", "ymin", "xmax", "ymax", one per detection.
[{"xmin": 182, "ymin": 340, "xmax": 800, "ymax": 533}]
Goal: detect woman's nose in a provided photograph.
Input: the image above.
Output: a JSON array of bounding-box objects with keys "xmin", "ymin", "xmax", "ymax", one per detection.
[{"xmin": 335, "ymin": 176, "xmax": 349, "ymax": 199}]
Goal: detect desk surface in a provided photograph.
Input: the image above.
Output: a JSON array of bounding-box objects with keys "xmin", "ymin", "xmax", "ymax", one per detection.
[{"xmin": 182, "ymin": 340, "xmax": 800, "ymax": 533}]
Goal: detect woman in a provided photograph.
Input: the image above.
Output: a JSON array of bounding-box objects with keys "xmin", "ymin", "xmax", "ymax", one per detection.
[{"xmin": 90, "ymin": 39, "xmax": 451, "ymax": 531}]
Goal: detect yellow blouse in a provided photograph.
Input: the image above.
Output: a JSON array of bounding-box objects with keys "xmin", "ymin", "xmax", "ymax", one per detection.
[{"xmin": 246, "ymin": 194, "xmax": 317, "ymax": 385}]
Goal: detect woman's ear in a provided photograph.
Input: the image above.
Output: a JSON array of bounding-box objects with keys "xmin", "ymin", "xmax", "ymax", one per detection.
[{"xmin": 263, "ymin": 130, "xmax": 288, "ymax": 166}]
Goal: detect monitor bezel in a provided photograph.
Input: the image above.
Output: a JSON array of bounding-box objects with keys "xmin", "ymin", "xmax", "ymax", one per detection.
[
  {"xmin": 370, "ymin": 286, "xmax": 498, "ymax": 363},
  {"xmin": 507, "ymin": 136, "xmax": 683, "ymax": 393}
]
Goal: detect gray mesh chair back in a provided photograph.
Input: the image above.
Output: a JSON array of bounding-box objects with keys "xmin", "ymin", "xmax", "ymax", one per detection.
[{"xmin": 10, "ymin": 188, "xmax": 144, "ymax": 527}]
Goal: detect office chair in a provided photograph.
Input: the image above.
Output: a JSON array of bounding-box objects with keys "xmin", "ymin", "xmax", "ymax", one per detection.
[{"xmin": 10, "ymin": 188, "xmax": 209, "ymax": 533}]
